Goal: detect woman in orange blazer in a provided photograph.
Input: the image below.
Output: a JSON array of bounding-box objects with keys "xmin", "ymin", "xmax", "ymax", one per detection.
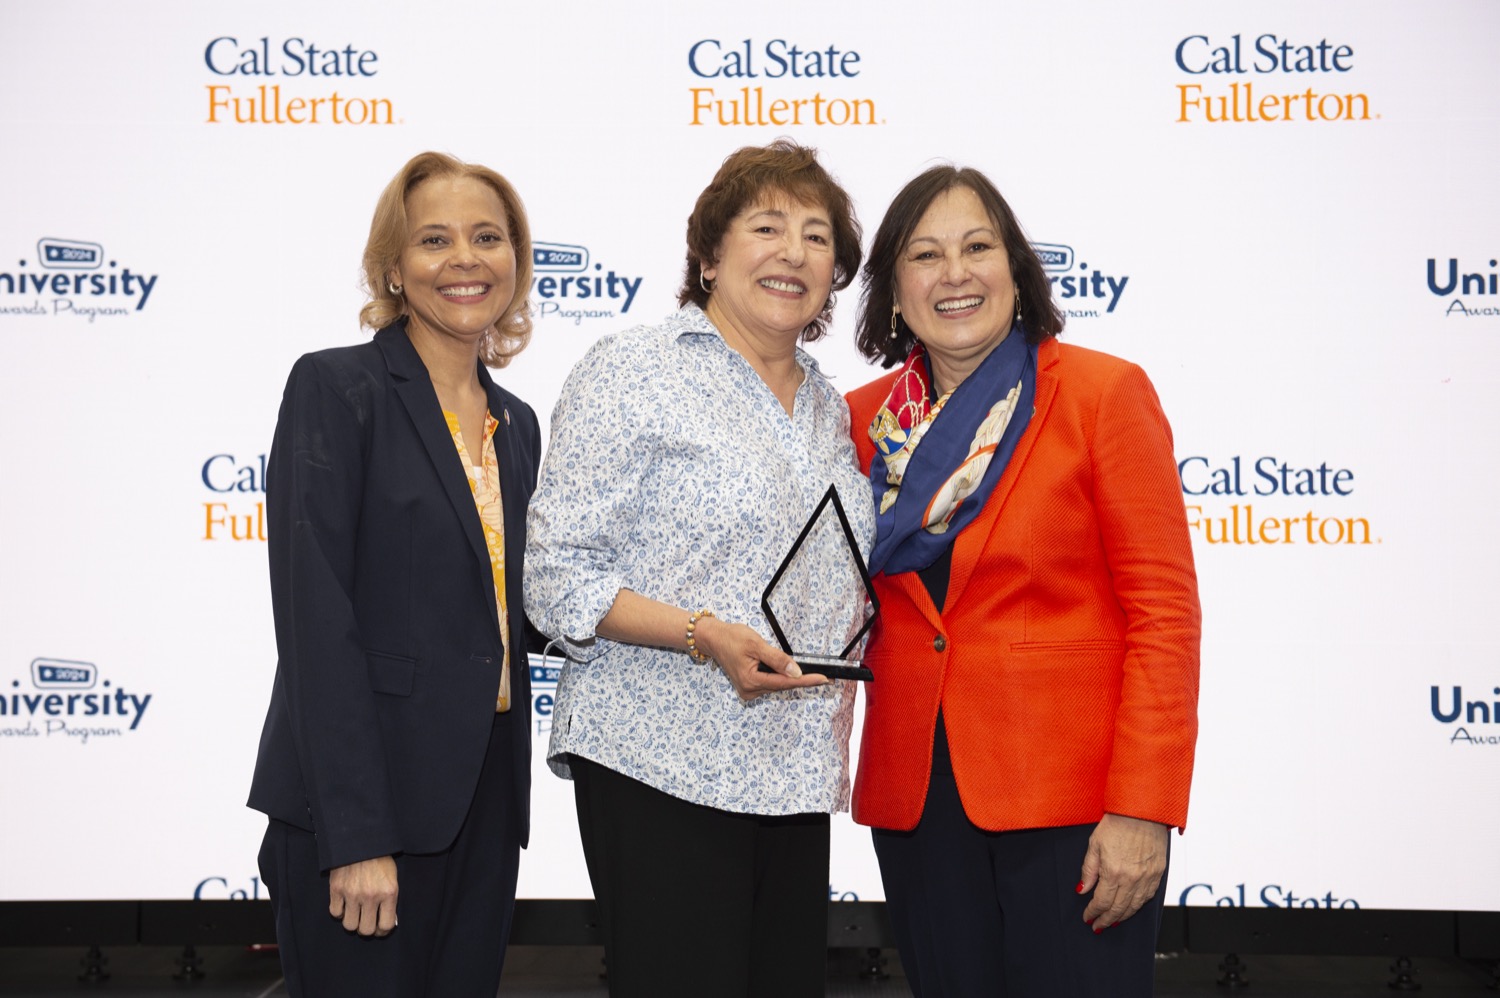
[{"xmin": 846, "ymin": 166, "xmax": 1200, "ymax": 998}]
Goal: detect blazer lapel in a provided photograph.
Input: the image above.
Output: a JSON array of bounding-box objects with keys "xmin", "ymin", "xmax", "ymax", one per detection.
[
  {"xmin": 944, "ymin": 337, "xmax": 1061, "ymax": 612},
  {"xmin": 888, "ymin": 564, "xmax": 945, "ymax": 634},
  {"xmin": 377, "ymin": 325, "xmax": 493, "ymax": 585}
]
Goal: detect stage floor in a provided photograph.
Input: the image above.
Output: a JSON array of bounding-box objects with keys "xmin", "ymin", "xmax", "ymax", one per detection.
[{"xmin": 0, "ymin": 945, "xmax": 1495, "ymax": 995}]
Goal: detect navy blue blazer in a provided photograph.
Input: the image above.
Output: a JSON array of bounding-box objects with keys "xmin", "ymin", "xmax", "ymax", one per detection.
[{"xmin": 248, "ymin": 321, "xmax": 538, "ymax": 872}]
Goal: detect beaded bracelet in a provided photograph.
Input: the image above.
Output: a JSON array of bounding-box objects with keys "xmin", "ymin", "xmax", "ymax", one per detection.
[{"xmin": 686, "ymin": 608, "xmax": 716, "ymax": 663}]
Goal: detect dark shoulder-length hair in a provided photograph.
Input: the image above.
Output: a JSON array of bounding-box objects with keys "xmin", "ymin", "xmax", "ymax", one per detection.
[
  {"xmin": 360, "ymin": 151, "xmax": 534, "ymax": 368},
  {"xmin": 856, "ymin": 165, "xmax": 1063, "ymax": 367},
  {"xmin": 677, "ymin": 138, "xmax": 862, "ymax": 343}
]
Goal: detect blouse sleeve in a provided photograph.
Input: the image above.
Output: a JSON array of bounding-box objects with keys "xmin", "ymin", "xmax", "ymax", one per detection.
[{"xmin": 523, "ymin": 335, "xmax": 655, "ymax": 661}]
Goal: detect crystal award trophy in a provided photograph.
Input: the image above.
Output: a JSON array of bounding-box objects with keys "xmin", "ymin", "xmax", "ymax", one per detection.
[{"xmin": 760, "ymin": 484, "xmax": 879, "ymax": 682}]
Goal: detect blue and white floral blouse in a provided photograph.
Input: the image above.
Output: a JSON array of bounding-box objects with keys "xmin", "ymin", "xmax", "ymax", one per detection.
[{"xmin": 523, "ymin": 305, "xmax": 875, "ymax": 816}]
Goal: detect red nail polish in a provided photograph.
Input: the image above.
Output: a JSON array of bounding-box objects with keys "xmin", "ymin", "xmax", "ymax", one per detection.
[
  {"xmin": 1075, "ymin": 882, "xmax": 1085, "ymax": 894},
  {"xmin": 1093, "ymin": 925, "xmax": 1105, "ymax": 935}
]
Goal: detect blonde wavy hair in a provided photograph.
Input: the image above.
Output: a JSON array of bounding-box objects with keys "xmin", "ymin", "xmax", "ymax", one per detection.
[{"xmin": 360, "ymin": 151, "xmax": 533, "ymax": 368}]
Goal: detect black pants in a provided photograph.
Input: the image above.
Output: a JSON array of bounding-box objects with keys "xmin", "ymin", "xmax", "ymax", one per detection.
[
  {"xmin": 258, "ymin": 713, "xmax": 522, "ymax": 998},
  {"xmin": 873, "ymin": 717, "xmax": 1166, "ymax": 998},
  {"xmin": 571, "ymin": 755, "xmax": 829, "ymax": 998}
]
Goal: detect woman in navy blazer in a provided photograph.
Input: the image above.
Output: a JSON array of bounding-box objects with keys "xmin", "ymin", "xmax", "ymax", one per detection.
[{"xmin": 248, "ymin": 152, "xmax": 539, "ymax": 997}]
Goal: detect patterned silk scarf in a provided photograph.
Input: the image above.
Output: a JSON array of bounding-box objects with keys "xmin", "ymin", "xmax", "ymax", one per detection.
[{"xmin": 867, "ymin": 328, "xmax": 1037, "ymax": 575}]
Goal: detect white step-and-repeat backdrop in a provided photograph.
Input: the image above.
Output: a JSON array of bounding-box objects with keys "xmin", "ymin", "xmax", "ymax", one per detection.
[{"xmin": 2, "ymin": 0, "xmax": 1497, "ymax": 911}]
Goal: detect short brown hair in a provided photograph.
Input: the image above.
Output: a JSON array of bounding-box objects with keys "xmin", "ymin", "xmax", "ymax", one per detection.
[
  {"xmin": 360, "ymin": 151, "xmax": 534, "ymax": 368},
  {"xmin": 856, "ymin": 166, "xmax": 1063, "ymax": 367},
  {"xmin": 677, "ymin": 139, "xmax": 862, "ymax": 342}
]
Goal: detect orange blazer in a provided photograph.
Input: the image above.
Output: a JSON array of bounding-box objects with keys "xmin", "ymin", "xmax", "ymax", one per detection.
[{"xmin": 847, "ymin": 338, "xmax": 1200, "ymax": 833}]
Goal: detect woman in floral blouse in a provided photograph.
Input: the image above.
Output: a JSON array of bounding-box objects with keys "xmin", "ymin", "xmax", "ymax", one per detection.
[{"xmin": 524, "ymin": 139, "xmax": 872, "ymax": 998}]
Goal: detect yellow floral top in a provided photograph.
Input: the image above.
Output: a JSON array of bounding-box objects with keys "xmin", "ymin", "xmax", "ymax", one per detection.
[{"xmin": 443, "ymin": 410, "xmax": 510, "ymax": 712}]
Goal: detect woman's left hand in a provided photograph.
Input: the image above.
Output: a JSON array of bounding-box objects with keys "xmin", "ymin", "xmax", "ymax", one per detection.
[
  {"xmin": 1077, "ymin": 813, "xmax": 1169, "ymax": 931},
  {"xmin": 692, "ymin": 615, "xmax": 829, "ymax": 701}
]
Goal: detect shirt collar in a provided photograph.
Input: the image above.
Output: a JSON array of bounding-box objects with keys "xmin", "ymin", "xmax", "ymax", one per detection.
[{"xmin": 669, "ymin": 303, "xmax": 824, "ymax": 380}]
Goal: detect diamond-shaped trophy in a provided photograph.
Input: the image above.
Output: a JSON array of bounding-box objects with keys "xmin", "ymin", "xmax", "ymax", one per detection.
[{"xmin": 761, "ymin": 484, "xmax": 879, "ymax": 681}]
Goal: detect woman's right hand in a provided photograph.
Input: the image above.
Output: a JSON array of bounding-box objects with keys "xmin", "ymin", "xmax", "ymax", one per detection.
[{"xmin": 692, "ymin": 616, "xmax": 829, "ymax": 700}]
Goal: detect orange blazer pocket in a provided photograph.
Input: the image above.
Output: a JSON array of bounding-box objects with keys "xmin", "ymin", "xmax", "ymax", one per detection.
[
  {"xmin": 1008, "ymin": 639, "xmax": 1127, "ymax": 653},
  {"xmin": 997, "ymin": 640, "xmax": 1126, "ymax": 781}
]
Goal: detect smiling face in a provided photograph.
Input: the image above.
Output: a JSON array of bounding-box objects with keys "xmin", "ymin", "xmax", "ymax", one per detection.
[
  {"xmin": 389, "ymin": 174, "xmax": 517, "ymax": 351},
  {"xmin": 894, "ymin": 185, "xmax": 1017, "ymax": 393},
  {"xmin": 702, "ymin": 195, "xmax": 836, "ymax": 347}
]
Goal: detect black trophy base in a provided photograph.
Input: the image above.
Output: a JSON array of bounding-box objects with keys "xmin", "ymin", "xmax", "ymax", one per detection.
[
  {"xmin": 757, "ymin": 653, "xmax": 873, "ymax": 681},
  {"xmin": 792, "ymin": 654, "xmax": 873, "ymax": 682}
]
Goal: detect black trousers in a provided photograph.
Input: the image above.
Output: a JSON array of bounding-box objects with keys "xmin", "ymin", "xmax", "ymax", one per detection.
[
  {"xmin": 872, "ymin": 717, "xmax": 1166, "ymax": 998},
  {"xmin": 258, "ymin": 712, "xmax": 523, "ymax": 998},
  {"xmin": 570, "ymin": 755, "xmax": 829, "ymax": 998}
]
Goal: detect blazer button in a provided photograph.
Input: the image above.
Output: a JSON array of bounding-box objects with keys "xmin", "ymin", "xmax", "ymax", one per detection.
[{"xmin": 933, "ymin": 635, "xmax": 947, "ymax": 652}]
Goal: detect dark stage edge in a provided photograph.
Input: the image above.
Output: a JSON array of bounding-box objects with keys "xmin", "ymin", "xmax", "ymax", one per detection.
[
  {"xmin": 1, "ymin": 945, "xmax": 1498, "ymax": 996},
  {"xmin": 1, "ymin": 901, "xmax": 1498, "ymax": 957},
  {"xmin": 1, "ymin": 903, "xmax": 1497, "ymax": 995}
]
